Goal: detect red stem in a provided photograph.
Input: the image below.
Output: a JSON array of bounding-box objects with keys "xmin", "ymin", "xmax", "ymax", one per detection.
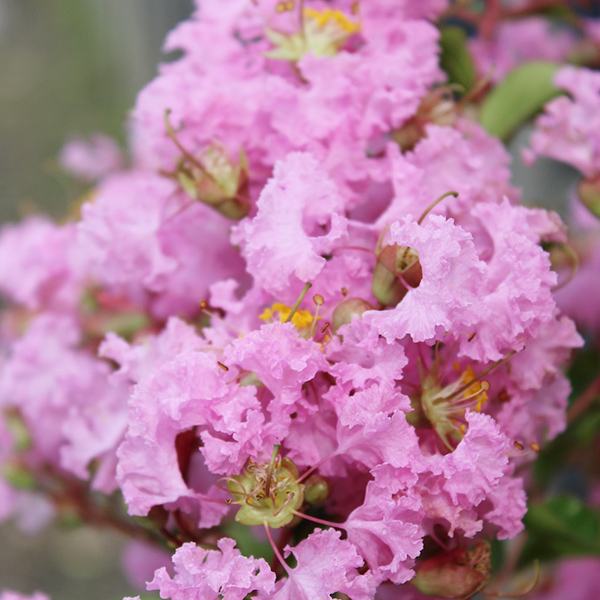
[{"xmin": 567, "ymin": 373, "xmax": 600, "ymax": 424}]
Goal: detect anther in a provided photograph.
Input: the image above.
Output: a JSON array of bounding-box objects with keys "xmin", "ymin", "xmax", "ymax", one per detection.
[{"xmin": 529, "ymin": 442, "xmax": 541, "ymax": 453}]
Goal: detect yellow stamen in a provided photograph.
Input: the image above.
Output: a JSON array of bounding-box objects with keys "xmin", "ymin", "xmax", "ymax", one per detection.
[
  {"xmin": 303, "ymin": 7, "xmax": 361, "ymax": 35},
  {"xmin": 260, "ymin": 303, "xmax": 315, "ymax": 329}
]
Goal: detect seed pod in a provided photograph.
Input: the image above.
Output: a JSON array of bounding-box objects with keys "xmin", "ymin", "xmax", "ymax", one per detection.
[{"xmin": 372, "ymin": 244, "xmax": 423, "ymax": 307}]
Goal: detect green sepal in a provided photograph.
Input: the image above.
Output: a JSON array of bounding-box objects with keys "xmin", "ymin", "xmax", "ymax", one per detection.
[{"xmin": 439, "ymin": 26, "xmax": 476, "ymax": 92}]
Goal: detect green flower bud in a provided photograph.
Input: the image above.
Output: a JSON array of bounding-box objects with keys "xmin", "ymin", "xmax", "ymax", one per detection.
[
  {"xmin": 331, "ymin": 298, "xmax": 373, "ymax": 332},
  {"xmin": 304, "ymin": 475, "xmax": 330, "ymax": 505}
]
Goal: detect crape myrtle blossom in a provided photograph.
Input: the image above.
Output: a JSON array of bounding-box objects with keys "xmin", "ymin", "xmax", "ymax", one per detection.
[
  {"xmin": 0, "ymin": 0, "xmax": 588, "ymax": 599},
  {"xmin": 526, "ymin": 66, "xmax": 600, "ymax": 180},
  {"xmin": 132, "ymin": 0, "xmax": 443, "ymax": 213},
  {"xmin": 526, "ymin": 66, "xmax": 600, "ymax": 336},
  {"xmin": 469, "ymin": 17, "xmax": 577, "ymax": 83},
  {"xmin": 58, "ymin": 133, "xmax": 124, "ymax": 182}
]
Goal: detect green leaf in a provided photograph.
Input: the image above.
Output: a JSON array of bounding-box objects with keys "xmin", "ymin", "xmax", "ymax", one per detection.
[
  {"xmin": 521, "ymin": 495, "xmax": 600, "ymax": 565},
  {"xmin": 479, "ymin": 61, "xmax": 562, "ymax": 140},
  {"xmin": 439, "ymin": 26, "xmax": 476, "ymax": 91}
]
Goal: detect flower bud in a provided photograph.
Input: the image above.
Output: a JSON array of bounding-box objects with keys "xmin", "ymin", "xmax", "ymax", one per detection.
[
  {"xmin": 411, "ymin": 542, "xmax": 491, "ymax": 599},
  {"xmin": 304, "ymin": 475, "xmax": 330, "ymax": 505},
  {"xmin": 178, "ymin": 147, "xmax": 251, "ymax": 220},
  {"xmin": 372, "ymin": 244, "xmax": 422, "ymax": 307},
  {"xmin": 331, "ymin": 298, "xmax": 373, "ymax": 332},
  {"xmin": 391, "ymin": 90, "xmax": 456, "ymax": 152}
]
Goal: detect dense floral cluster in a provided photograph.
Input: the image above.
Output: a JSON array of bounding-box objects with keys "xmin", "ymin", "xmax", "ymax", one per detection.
[{"xmin": 1, "ymin": 1, "xmax": 599, "ymax": 599}]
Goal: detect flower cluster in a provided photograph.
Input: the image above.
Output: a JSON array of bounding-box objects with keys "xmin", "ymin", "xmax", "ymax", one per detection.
[{"xmin": 0, "ymin": 1, "xmax": 595, "ymax": 599}]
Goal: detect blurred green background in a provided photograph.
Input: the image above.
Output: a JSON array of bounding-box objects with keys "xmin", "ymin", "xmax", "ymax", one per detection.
[
  {"xmin": 0, "ymin": 1, "xmax": 190, "ymax": 598},
  {"xmin": 0, "ymin": 0, "xmax": 191, "ymax": 222}
]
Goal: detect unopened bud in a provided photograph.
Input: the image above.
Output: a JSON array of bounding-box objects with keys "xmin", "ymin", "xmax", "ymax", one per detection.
[
  {"xmin": 304, "ymin": 475, "xmax": 330, "ymax": 505},
  {"xmin": 411, "ymin": 542, "xmax": 491, "ymax": 599},
  {"xmin": 372, "ymin": 244, "xmax": 422, "ymax": 307},
  {"xmin": 332, "ymin": 298, "xmax": 373, "ymax": 332}
]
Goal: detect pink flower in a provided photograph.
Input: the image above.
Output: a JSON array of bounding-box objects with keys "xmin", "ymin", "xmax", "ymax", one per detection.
[
  {"xmin": 527, "ymin": 66, "xmax": 600, "ymax": 178},
  {"xmin": 273, "ymin": 529, "xmax": 377, "ymax": 600},
  {"xmin": 233, "ymin": 152, "xmax": 348, "ymax": 301},
  {"xmin": 59, "ymin": 133, "xmax": 123, "ymax": 181},
  {"xmin": 345, "ymin": 465, "xmax": 424, "ymax": 584},
  {"xmin": 149, "ymin": 539, "xmax": 275, "ymax": 600},
  {"xmin": 470, "ymin": 18, "xmax": 576, "ymax": 83},
  {"xmin": 0, "ymin": 218, "xmax": 85, "ymax": 311},
  {"xmin": 377, "ymin": 122, "xmax": 518, "ymax": 227},
  {"xmin": 365, "ymin": 215, "xmax": 485, "ymax": 344}
]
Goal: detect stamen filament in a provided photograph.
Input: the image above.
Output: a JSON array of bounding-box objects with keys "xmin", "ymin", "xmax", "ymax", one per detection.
[
  {"xmin": 273, "ymin": 491, "xmax": 295, "ymax": 516},
  {"xmin": 293, "ymin": 510, "xmax": 346, "ymax": 530},
  {"xmin": 308, "ymin": 294, "xmax": 324, "ymax": 339},
  {"xmin": 164, "ymin": 110, "xmax": 216, "ymax": 182},
  {"xmin": 199, "ymin": 301, "xmax": 244, "ymax": 337},
  {"xmin": 217, "ymin": 476, "xmax": 248, "ymax": 497},
  {"xmin": 446, "ymin": 351, "xmax": 515, "ymax": 403},
  {"xmin": 284, "ymin": 282, "xmax": 312, "ymax": 324},
  {"xmin": 551, "ymin": 242, "xmax": 580, "ymax": 292},
  {"xmin": 264, "ymin": 523, "xmax": 291, "ymax": 575},
  {"xmin": 483, "ymin": 561, "xmax": 540, "ymax": 598},
  {"xmin": 297, "ymin": 453, "xmax": 336, "ymax": 484},
  {"xmin": 417, "ymin": 190, "xmax": 459, "ymax": 225},
  {"xmin": 265, "ymin": 445, "xmax": 281, "ymax": 497}
]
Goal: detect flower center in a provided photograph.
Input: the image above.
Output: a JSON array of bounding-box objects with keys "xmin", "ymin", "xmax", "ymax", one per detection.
[
  {"xmin": 265, "ymin": 6, "xmax": 361, "ymax": 62},
  {"xmin": 419, "ymin": 365, "xmax": 490, "ymax": 450},
  {"xmin": 226, "ymin": 454, "xmax": 305, "ymax": 528},
  {"xmin": 260, "ymin": 302, "xmax": 315, "ymax": 330}
]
